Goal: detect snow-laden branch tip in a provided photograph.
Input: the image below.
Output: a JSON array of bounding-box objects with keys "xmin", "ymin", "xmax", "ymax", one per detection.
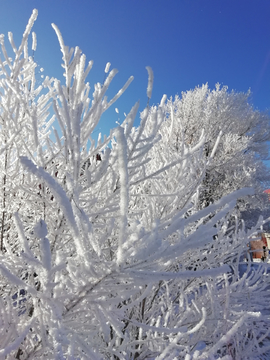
[
  {"xmin": 146, "ymin": 66, "xmax": 154, "ymax": 100},
  {"xmin": 104, "ymin": 62, "xmax": 111, "ymax": 73}
]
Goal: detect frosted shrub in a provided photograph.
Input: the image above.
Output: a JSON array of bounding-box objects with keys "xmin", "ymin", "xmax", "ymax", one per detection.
[{"xmin": 0, "ymin": 9, "xmax": 270, "ymax": 360}]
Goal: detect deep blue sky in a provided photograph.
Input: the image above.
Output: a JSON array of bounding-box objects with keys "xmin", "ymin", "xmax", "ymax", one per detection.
[{"xmin": 1, "ymin": 0, "xmax": 270, "ymax": 136}]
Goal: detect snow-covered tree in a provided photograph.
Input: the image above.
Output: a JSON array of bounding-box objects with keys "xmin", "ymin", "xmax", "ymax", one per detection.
[
  {"xmin": 161, "ymin": 85, "xmax": 270, "ymax": 213},
  {"xmin": 0, "ymin": 9, "xmax": 270, "ymax": 360}
]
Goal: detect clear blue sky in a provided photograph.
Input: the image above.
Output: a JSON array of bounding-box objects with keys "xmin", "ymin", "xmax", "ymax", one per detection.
[{"xmin": 1, "ymin": 0, "xmax": 270, "ymax": 136}]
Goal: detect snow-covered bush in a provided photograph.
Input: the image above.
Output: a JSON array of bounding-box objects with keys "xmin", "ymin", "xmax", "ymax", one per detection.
[{"xmin": 0, "ymin": 9, "xmax": 270, "ymax": 360}]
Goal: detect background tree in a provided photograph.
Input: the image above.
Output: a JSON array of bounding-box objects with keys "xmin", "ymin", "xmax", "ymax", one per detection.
[
  {"xmin": 0, "ymin": 9, "xmax": 270, "ymax": 360},
  {"xmin": 161, "ymin": 85, "xmax": 270, "ymax": 216}
]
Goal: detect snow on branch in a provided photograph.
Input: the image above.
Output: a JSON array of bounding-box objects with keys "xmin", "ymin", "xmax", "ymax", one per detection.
[
  {"xmin": 19, "ymin": 156, "xmax": 79, "ymax": 239},
  {"xmin": 146, "ymin": 66, "xmax": 154, "ymax": 100}
]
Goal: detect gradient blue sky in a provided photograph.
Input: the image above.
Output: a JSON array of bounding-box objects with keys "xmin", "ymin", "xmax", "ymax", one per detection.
[{"xmin": 1, "ymin": 0, "xmax": 270, "ymax": 136}]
